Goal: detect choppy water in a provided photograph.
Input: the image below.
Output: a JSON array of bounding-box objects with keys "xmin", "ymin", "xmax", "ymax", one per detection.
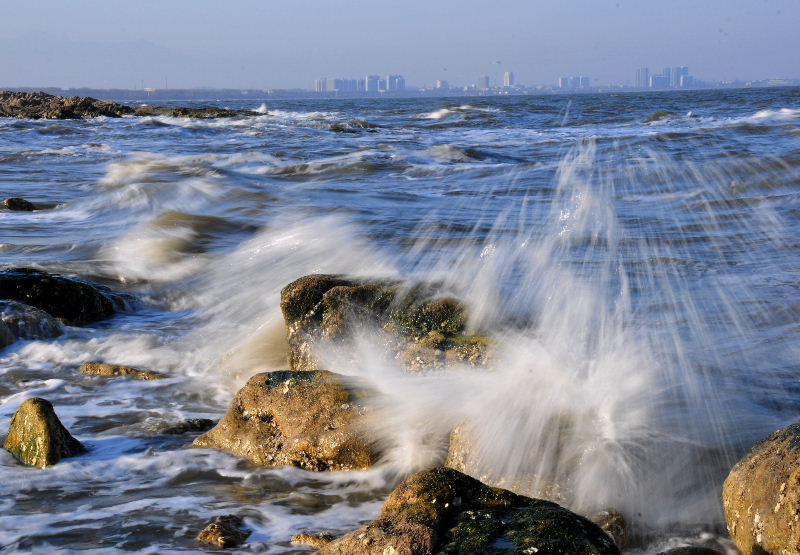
[{"xmin": 1, "ymin": 87, "xmax": 799, "ymax": 554}]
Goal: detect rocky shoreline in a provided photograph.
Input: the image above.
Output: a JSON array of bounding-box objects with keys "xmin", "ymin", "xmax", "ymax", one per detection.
[
  {"xmin": 0, "ymin": 268, "xmax": 790, "ymax": 554},
  {"xmin": 0, "ymin": 90, "xmax": 257, "ymax": 119}
]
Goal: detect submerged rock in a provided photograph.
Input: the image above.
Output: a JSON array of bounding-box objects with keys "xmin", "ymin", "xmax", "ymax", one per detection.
[
  {"xmin": 80, "ymin": 361, "xmax": 165, "ymax": 380},
  {"xmin": 0, "ymin": 300, "xmax": 63, "ymax": 341},
  {"xmin": 193, "ymin": 370, "xmax": 377, "ymax": 470},
  {"xmin": 197, "ymin": 514, "xmax": 251, "ymax": 548},
  {"xmin": 0, "ymin": 90, "xmax": 256, "ymax": 120},
  {"xmin": 0, "ymin": 321, "xmax": 13, "ymax": 349},
  {"xmin": 0, "ymin": 268, "xmax": 120, "ymax": 325},
  {"xmin": 280, "ymin": 274, "xmax": 488, "ymax": 371},
  {"xmin": 3, "ymin": 397, "xmax": 85, "ymax": 467},
  {"xmin": 722, "ymin": 421, "xmax": 800, "ymax": 555},
  {"xmin": 317, "ymin": 467, "xmax": 620, "ymax": 555},
  {"xmin": 156, "ymin": 418, "xmax": 216, "ymax": 435},
  {"xmin": 2, "ymin": 197, "xmax": 36, "ymax": 211}
]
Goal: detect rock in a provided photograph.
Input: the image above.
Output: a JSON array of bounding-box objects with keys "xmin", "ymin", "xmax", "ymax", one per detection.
[
  {"xmin": 0, "ymin": 90, "xmax": 258, "ymax": 120},
  {"xmin": 0, "ymin": 320, "xmax": 14, "ymax": 349},
  {"xmin": 193, "ymin": 370, "xmax": 377, "ymax": 471},
  {"xmin": 0, "ymin": 268, "xmax": 120, "ymax": 325},
  {"xmin": 196, "ymin": 514, "xmax": 251, "ymax": 548},
  {"xmin": 156, "ymin": 418, "xmax": 216, "ymax": 435},
  {"xmin": 591, "ymin": 509, "xmax": 628, "ymax": 551},
  {"xmin": 0, "ymin": 300, "xmax": 63, "ymax": 340},
  {"xmin": 280, "ymin": 274, "xmax": 488, "ymax": 371},
  {"xmin": 722, "ymin": 421, "xmax": 800, "ymax": 555},
  {"xmin": 655, "ymin": 548, "xmax": 723, "ymax": 555},
  {"xmin": 317, "ymin": 467, "xmax": 620, "ymax": 555},
  {"xmin": 0, "ymin": 90, "xmax": 132, "ymax": 119},
  {"xmin": 291, "ymin": 532, "xmax": 336, "ymax": 548},
  {"xmin": 2, "ymin": 197, "xmax": 35, "ymax": 211},
  {"xmin": 80, "ymin": 361, "xmax": 165, "ymax": 380},
  {"xmin": 3, "ymin": 397, "xmax": 85, "ymax": 467}
]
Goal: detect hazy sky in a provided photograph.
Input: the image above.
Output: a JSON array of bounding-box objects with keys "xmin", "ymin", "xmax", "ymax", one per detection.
[{"xmin": 1, "ymin": 0, "xmax": 797, "ymax": 89}]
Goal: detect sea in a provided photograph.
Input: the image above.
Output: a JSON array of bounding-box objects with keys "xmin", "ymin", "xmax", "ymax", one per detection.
[{"xmin": 1, "ymin": 87, "xmax": 799, "ymax": 554}]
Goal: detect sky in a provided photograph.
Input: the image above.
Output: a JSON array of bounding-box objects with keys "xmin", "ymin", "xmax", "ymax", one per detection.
[{"xmin": 0, "ymin": 0, "xmax": 797, "ymax": 90}]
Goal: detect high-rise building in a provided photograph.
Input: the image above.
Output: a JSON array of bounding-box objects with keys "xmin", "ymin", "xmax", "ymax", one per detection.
[
  {"xmin": 663, "ymin": 67, "xmax": 672, "ymax": 88},
  {"xmin": 559, "ymin": 76, "xmax": 570, "ymax": 89},
  {"xmin": 314, "ymin": 78, "xmax": 328, "ymax": 92},
  {"xmin": 579, "ymin": 76, "xmax": 590, "ymax": 88},
  {"xmin": 435, "ymin": 79, "xmax": 449, "ymax": 90},
  {"xmin": 478, "ymin": 75, "xmax": 490, "ymax": 89},
  {"xmin": 635, "ymin": 68, "xmax": 649, "ymax": 88},
  {"xmin": 569, "ymin": 76, "xmax": 581, "ymax": 89},
  {"xmin": 673, "ymin": 66, "xmax": 689, "ymax": 88},
  {"xmin": 386, "ymin": 74, "xmax": 405, "ymax": 91},
  {"xmin": 503, "ymin": 71, "xmax": 515, "ymax": 87},
  {"xmin": 649, "ymin": 74, "xmax": 669, "ymax": 89},
  {"xmin": 366, "ymin": 75, "xmax": 380, "ymax": 92}
]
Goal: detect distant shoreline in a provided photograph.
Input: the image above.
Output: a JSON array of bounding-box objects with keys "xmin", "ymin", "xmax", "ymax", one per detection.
[{"xmin": 0, "ymin": 84, "xmax": 796, "ymax": 103}]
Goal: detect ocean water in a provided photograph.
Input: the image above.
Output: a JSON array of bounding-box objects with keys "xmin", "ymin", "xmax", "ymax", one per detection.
[{"xmin": 1, "ymin": 87, "xmax": 799, "ymax": 554}]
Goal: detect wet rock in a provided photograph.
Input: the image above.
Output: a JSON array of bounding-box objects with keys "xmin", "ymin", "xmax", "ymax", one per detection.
[
  {"xmin": 193, "ymin": 370, "xmax": 377, "ymax": 471},
  {"xmin": 655, "ymin": 548, "xmax": 723, "ymax": 555},
  {"xmin": 722, "ymin": 421, "xmax": 800, "ymax": 555},
  {"xmin": 80, "ymin": 361, "xmax": 165, "ymax": 380},
  {"xmin": 291, "ymin": 532, "xmax": 336, "ymax": 548},
  {"xmin": 2, "ymin": 197, "xmax": 35, "ymax": 211},
  {"xmin": 280, "ymin": 274, "xmax": 488, "ymax": 372},
  {"xmin": 0, "ymin": 90, "xmax": 132, "ymax": 119},
  {"xmin": 0, "ymin": 90, "xmax": 257, "ymax": 120},
  {"xmin": 328, "ymin": 119, "xmax": 381, "ymax": 133},
  {"xmin": 0, "ymin": 320, "xmax": 13, "ymax": 349},
  {"xmin": 196, "ymin": 514, "xmax": 251, "ymax": 548},
  {"xmin": 591, "ymin": 509, "xmax": 628, "ymax": 551},
  {"xmin": 0, "ymin": 268, "xmax": 120, "ymax": 325},
  {"xmin": 156, "ymin": 418, "xmax": 216, "ymax": 435},
  {"xmin": 3, "ymin": 397, "xmax": 85, "ymax": 467},
  {"xmin": 318, "ymin": 467, "xmax": 620, "ymax": 555},
  {"xmin": 0, "ymin": 300, "xmax": 63, "ymax": 340}
]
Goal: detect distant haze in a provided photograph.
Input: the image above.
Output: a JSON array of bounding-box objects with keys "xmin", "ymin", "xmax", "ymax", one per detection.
[{"xmin": 1, "ymin": 0, "xmax": 797, "ymax": 89}]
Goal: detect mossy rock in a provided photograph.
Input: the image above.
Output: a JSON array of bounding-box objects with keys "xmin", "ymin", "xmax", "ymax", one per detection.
[
  {"xmin": 318, "ymin": 467, "xmax": 619, "ymax": 555},
  {"xmin": 193, "ymin": 370, "xmax": 377, "ymax": 470},
  {"xmin": 3, "ymin": 397, "xmax": 85, "ymax": 467},
  {"xmin": 279, "ymin": 274, "xmax": 488, "ymax": 371},
  {"xmin": 0, "ymin": 268, "xmax": 120, "ymax": 325}
]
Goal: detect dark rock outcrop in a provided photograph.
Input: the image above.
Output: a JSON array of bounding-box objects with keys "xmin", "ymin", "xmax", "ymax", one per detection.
[
  {"xmin": 317, "ymin": 467, "xmax": 620, "ymax": 555},
  {"xmin": 280, "ymin": 274, "xmax": 488, "ymax": 372},
  {"xmin": 80, "ymin": 361, "xmax": 165, "ymax": 380},
  {"xmin": 156, "ymin": 418, "xmax": 216, "ymax": 435},
  {"xmin": 197, "ymin": 514, "xmax": 251, "ymax": 548},
  {"xmin": 0, "ymin": 268, "xmax": 120, "ymax": 325},
  {"xmin": 0, "ymin": 91, "xmax": 256, "ymax": 120},
  {"xmin": 656, "ymin": 548, "xmax": 723, "ymax": 555},
  {"xmin": 193, "ymin": 370, "xmax": 377, "ymax": 471},
  {"xmin": 2, "ymin": 197, "xmax": 35, "ymax": 211},
  {"xmin": 3, "ymin": 397, "xmax": 85, "ymax": 467},
  {"xmin": 722, "ymin": 421, "xmax": 800, "ymax": 555},
  {"xmin": 0, "ymin": 300, "xmax": 63, "ymax": 341}
]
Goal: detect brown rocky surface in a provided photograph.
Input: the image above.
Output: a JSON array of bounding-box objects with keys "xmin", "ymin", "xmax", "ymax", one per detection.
[
  {"xmin": 196, "ymin": 514, "xmax": 251, "ymax": 548},
  {"xmin": 279, "ymin": 274, "xmax": 488, "ymax": 372},
  {"xmin": 0, "ymin": 300, "xmax": 64, "ymax": 341},
  {"xmin": 291, "ymin": 532, "xmax": 336, "ymax": 548},
  {"xmin": 80, "ymin": 361, "xmax": 165, "ymax": 380},
  {"xmin": 722, "ymin": 421, "xmax": 800, "ymax": 555},
  {"xmin": 193, "ymin": 370, "xmax": 377, "ymax": 471},
  {"xmin": 3, "ymin": 397, "xmax": 85, "ymax": 467},
  {"xmin": 0, "ymin": 90, "xmax": 256, "ymax": 120},
  {"xmin": 316, "ymin": 467, "xmax": 620, "ymax": 555}
]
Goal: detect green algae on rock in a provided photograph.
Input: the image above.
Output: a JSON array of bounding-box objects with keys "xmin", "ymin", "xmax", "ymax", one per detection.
[
  {"xmin": 0, "ymin": 268, "xmax": 121, "ymax": 326},
  {"xmin": 80, "ymin": 361, "xmax": 165, "ymax": 380},
  {"xmin": 3, "ymin": 397, "xmax": 85, "ymax": 468},
  {"xmin": 193, "ymin": 370, "xmax": 377, "ymax": 471},
  {"xmin": 279, "ymin": 274, "xmax": 489, "ymax": 372},
  {"xmin": 317, "ymin": 467, "xmax": 620, "ymax": 555}
]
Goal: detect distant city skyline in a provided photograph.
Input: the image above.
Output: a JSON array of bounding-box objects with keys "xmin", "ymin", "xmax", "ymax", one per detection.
[{"xmin": 0, "ymin": 1, "xmax": 798, "ymax": 90}]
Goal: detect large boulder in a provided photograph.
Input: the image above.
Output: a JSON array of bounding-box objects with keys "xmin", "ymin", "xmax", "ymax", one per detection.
[
  {"xmin": 722, "ymin": 421, "xmax": 800, "ymax": 555},
  {"xmin": 317, "ymin": 467, "xmax": 620, "ymax": 555},
  {"xmin": 193, "ymin": 370, "xmax": 377, "ymax": 471},
  {"xmin": 3, "ymin": 397, "xmax": 85, "ymax": 467},
  {"xmin": 0, "ymin": 268, "xmax": 120, "ymax": 325},
  {"xmin": 280, "ymin": 274, "xmax": 488, "ymax": 372},
  {"xmin": 80, "ymin": 361, "xmax": 165, "ymax": 380},
  {"xmin": 2, "ymin": 197, "xmax": 36, "ymax": 211},
  {"xmin": 0, "ymin": 300, "xmax": 63, "ymax": 340}
]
